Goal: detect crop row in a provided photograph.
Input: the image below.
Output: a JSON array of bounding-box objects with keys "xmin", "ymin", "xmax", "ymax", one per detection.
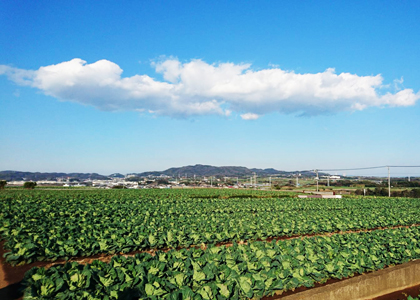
[
  {"xmin": 22, "ymin": 226, "xmax": 420, "ymax": 299},
  {"xmin": 1, "ymin": 190, "xmax": 420, "ymax": 264}
]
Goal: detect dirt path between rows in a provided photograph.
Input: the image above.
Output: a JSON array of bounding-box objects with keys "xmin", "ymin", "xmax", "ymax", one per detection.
[{"xmin": 1, "ymin": 223, "xmax": 420, "ymax": 299}]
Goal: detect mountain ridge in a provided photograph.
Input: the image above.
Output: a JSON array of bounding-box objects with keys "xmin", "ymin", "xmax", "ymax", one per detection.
[
  {"xmin": 0, "ymin": 165, "xmax": 317, "ymax": 181},
  {"xmin": 131, "ymin": 164, "xmax": 316, "ymax": 177}
]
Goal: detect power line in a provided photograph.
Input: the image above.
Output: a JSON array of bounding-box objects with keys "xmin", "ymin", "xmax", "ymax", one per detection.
[
  {"xmin": 387, "ymin": 165, "xmax": 420, "ymax": 168},
  {"xmin": 318, "ymin": 165, "xmax": 420, "ymax": 172},
  {"xmin": 318, "ymin": 166, "xmax": 388, "ymax": 172},
  {"xmin": 312, "ymin": 165, "xmax": 420, "ymax": 198}
]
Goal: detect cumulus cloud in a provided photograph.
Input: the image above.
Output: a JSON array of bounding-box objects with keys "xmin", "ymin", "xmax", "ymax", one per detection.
[
  {"xmin": 1, "ymin": 58, "xmax": 419, "ymax": 119},
  {"xmin": 241, "ymin": 113, "xmax": 260, "ymax": 120}
]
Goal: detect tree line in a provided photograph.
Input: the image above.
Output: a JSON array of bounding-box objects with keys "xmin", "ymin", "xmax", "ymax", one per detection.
[{"xmin": 355, "ymin": 187, "xmax": 420, "ymax": 198}]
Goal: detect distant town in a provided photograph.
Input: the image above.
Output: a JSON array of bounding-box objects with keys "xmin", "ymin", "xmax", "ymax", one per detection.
[
  {"xmin": 1, "ymin": 165, "xmax": 419, "ymax": 194},
  {"xmin": 2, "ymin": 173, "xmax": 354, "ymax": 191}
]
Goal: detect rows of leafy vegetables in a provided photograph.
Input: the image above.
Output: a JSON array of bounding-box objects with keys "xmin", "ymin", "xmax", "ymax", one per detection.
[
  {"xmin": 23, "ymin": 226, "xmax": 420, "ymax": 299},
  {"xmin": 1, "ymin": 190, "xmax": 420, "ymax": 264}
]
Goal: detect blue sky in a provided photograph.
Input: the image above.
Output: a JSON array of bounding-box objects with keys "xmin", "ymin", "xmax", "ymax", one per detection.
[{"xmin": 1, "ymin": 0, "xmax": 419, "ymax": 176}]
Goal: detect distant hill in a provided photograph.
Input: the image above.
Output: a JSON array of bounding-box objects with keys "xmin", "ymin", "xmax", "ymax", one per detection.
[
  {"xmin": 0, "ymin": 171, "xmax": 110, "ymax": 181},
  {"xmin": 0, "ymin": 165, "xmax": 319, "ymax": 181},
  {"xmin": 109, "ymin": 173, "xmax": 125, "ymax": 178},
  {"xmin": 133, "ymin": 164, "xmax": 316, "ymax": 177}
]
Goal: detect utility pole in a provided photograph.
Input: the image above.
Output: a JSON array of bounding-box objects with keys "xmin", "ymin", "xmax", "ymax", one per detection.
[
  {"xmin": 269, "ymin": 176, "xmax": 272, "ymax": 190},
  {"xmin": 315, "ymin": 169, "xmax": 319, "ymax": 192},
  {"xmin": 327, "ymin": 176, "xmax": 330, "ymax": 187},
  {"xmin": 388, "ymin": 166, "xmax": 391, "ymax": 197},
  {"xmin": 254, "ymin": 172, "xmax": 257, "ymax": 190},
  {"xmin": 211, "ymin": 176, "xmax": 213, "ymax": 187},
  {"xmin": 295, "ymin": 174, "xmax": 299, "ymax": 187}
]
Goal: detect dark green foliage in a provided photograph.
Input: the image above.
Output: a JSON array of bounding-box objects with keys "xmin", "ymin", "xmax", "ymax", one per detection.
[
  {"xmin": 23, "ymin": 181, "xmax": 37, "ymax": 189},
  {"xmin": 22, "ymin": 226, "xmax": 420, "ymax": 299},
  {"xmin": 1, "ymin": 189, "xmax": 420, "ymax": 265},
  {"xmin": 392, "ymin": 188, "xmax": 420, "ymax": 198},
  {"xmin": 157, "ymin": 179, "xmax": 169, "ymax": 185},
  {"xmin": 355, "ymin": 188, "xmax": 420, "ymax": 198},
  {"xmin": 0, "ymin": 180, "xmax": 6, "ymax": 189},
  {"xmin": 111, "ymin": 185, "xmax": 125, "ymax": 189},
  {"xmin": 336, "ymin": 179, "xmax": 420, "ymax": 189}
]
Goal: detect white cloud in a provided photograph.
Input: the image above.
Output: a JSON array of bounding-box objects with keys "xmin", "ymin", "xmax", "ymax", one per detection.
[
  {"xmin": 1, "ymin": 58, "xmax": 419, "ymax": 119},
  {"xmin": 393, "ymin": 77, "xmax": 404, "ymax": 91},
  {"xmin": 241, "ymin": 113, "xmax": 260, "ymax": 120},
  {"xmin": 380, "ymin": 89, "xmax": 419, "ymax": 107}
]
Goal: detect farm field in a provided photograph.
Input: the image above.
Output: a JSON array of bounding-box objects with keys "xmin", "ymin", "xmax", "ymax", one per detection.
[
  {"xmin": 1, "ymin": 189, "xmax": 420, "ymax": 299},
  {"xmin": 22, "ymin": 226, "xmax": 420, "ymax": 299}
]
